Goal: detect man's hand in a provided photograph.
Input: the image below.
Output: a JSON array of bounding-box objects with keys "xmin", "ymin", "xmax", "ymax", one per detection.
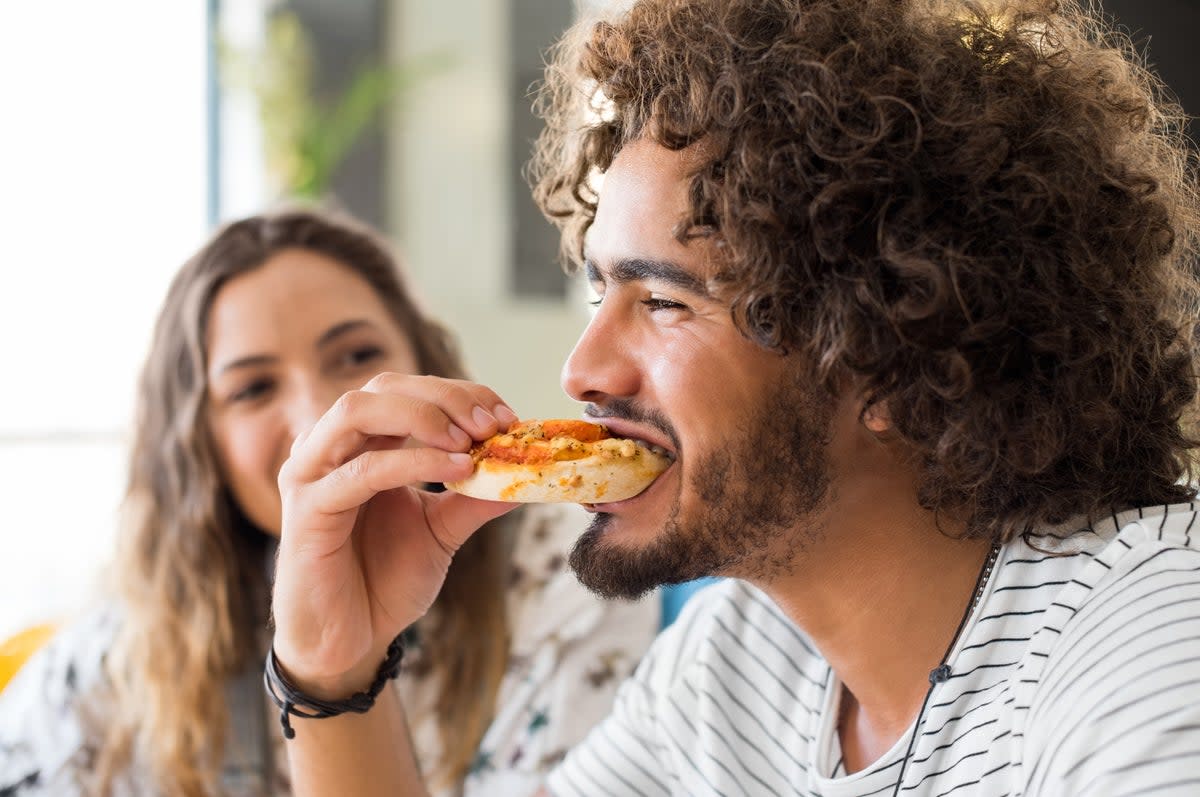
[{"xmin": 271, "ymin": 373, "xmax": 519, "ymax": 696}]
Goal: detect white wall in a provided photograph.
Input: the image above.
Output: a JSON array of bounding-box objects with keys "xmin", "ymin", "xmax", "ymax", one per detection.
[
  {"xmin": 387, "ymin": 1, "xmax": 591, "ymax": 421},
  {"xmin": 0, "ymin": 3, "xmax": 209, "ymax": 640}
]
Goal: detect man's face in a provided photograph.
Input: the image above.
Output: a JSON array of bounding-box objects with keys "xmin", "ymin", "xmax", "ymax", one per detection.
[{"xmin": 561, "ymin": 138, "xmax": 839, "ymax": 599}]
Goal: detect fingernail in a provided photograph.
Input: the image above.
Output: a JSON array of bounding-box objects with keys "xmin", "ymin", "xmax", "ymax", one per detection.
[
  {"xmin": 472, "ymin": 405, "xmax": 496, "ymax": 428},
  {"xmin": 448, "ymin": 424, "xmax": 470, "ymax": 448},
  {"xmin": 449, "ymin": 452, "xmax": 472, "ymax": 465},
  {"xmin": 493, "ymin": 404, "xmax": 519, "ymax": 426}
]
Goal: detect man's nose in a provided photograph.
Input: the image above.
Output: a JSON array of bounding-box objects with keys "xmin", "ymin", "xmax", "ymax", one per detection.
[{"xmin": 561, "ymin": 306, "xmax": 639, "ymax": 404}]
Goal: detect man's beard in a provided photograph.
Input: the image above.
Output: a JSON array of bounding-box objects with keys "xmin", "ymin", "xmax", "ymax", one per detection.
[{"xmin": 569, "ymin": 378, "xmax": 836, "ymax": 599}]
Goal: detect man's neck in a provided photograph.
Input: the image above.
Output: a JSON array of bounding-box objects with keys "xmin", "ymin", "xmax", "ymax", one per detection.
[{"xmin": 756, "ymin": 498, "xmax": 995, "ymax": 771}]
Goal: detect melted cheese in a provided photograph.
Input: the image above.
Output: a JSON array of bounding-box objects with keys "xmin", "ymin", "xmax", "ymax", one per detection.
[{"xmin": 475, "ymin": 418, "xmax": 643, "ymax": 465}]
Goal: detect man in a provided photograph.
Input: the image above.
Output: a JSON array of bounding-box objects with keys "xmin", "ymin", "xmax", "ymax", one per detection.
[{"xmin": 268, "ymin": 0, "xmax": 1200, "ymax": 794}]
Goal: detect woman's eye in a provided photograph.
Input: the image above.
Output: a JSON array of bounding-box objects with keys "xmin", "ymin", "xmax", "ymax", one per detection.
[
  {"xmin": 231, "ymin": 378, "xmax": 273, "ymax": 403},
  {"xmin": 342, "ymin": 346, "xmax": 384, "ymax": 367}
]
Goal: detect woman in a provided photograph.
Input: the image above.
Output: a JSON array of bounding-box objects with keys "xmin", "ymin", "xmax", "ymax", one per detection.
[{"xmin": 0, "ymin": 208, "xmax": 658, "ymax": 797}]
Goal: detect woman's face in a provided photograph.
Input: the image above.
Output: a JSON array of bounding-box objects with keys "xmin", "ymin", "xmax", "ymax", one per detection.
[{"xmin": 204, "ymin": 248, "xmax": 420, "ymax": 536}]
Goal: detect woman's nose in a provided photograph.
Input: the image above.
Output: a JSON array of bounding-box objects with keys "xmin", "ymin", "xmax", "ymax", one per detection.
[{"xmin": 284, "ymin": 379, "xmax": 341, "ymax": 443}]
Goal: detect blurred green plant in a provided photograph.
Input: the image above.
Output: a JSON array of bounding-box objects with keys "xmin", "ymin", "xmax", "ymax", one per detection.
[{"xmin": 220, "ymin": 10, "xmax": 453, "ymax": 200}]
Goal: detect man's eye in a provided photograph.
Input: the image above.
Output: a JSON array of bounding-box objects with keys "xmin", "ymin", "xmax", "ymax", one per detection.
[{"xmin": 642, "ymin": 297, "xmax": 687, "ymax": 311}]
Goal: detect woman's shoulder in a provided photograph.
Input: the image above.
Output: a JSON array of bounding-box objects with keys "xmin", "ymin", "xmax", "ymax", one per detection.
[
  {"xmin": 461, "ymin": 505, "xmax": 662, "ymax": 793},
  {"xmin": 507, "ymin": 503, "xmax": 585, "ymax": 578},
  {"xmin": 505, "ymin": 502, "xmax": 594, "ymax": 612},
  {"xmin": 504, "ymin": 503, "xmax": 660, "ymax": 657},
  {"xmin": 1, "ymin": 604, "xmax": 119, "ymax": 712},
  {"xmin": 0, "ymin": 604, "xmax": 121, "ymax": 794}
]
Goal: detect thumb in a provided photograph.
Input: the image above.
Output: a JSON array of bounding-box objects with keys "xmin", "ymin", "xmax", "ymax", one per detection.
[{"xmin": 423, "ymin": 491, "xmax": 520, "ymax": 552}]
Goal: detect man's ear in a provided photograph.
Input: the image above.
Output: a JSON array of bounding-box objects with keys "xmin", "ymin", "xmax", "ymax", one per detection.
[{"xmin": 859, "ymin": 395, "xmax": 893, "ymax": 434}]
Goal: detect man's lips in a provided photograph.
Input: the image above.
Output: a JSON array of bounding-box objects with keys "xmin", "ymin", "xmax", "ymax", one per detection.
[
  {"xmin": 593, "ymin": 417, "xmax": 677, "ymax": 459},
  {"xmin": 578, "ymin": 414, "xmax": 677, "ymax": 512}
]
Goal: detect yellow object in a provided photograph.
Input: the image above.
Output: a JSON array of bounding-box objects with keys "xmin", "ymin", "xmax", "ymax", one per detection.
[{"xmin": 0, "ymin": 623, "xmax": 57, "ymax": 694}]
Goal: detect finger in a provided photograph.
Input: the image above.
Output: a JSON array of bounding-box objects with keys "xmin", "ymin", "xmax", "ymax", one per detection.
[
  {"xmin": 290, "ymin": 424, "xmax": 313, "ymax": 458},
  {"xmin": 301, "ymin": 446, "xmax": 476, "ymax": 517},
  {"xmin": 361, "ymin": 373, "xmax": 520, "ymax": 437},
  {"xmin": 286, "ymin": 389, "xmax": 477, "ymax": 482}
]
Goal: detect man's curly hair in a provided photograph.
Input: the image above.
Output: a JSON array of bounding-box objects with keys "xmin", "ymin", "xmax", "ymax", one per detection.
[{"xmin": 531, "ymin": 0, "xmax": 1200, "ymax": 541}]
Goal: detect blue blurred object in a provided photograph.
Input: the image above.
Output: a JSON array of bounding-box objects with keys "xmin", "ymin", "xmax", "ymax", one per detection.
[{"xmin": 660, "ymin": 578, "xmax": 720, "ymax": 627}]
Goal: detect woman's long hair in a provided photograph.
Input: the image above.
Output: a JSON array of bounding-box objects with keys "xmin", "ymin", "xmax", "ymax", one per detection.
[{"xmin": 94, "ymin": 207, "xmax": 511, "ymax": 795}]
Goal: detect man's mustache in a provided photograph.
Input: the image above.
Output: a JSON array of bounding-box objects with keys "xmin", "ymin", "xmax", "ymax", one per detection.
[{"xmin": 584, "ymin": 399, "xmax": 680, "ymax": 452}]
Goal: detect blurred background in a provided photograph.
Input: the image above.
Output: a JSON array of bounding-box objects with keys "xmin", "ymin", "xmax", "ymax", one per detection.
[{"xmin": 0, "ymin": 0, "xmax": 1194, "ymax": 641}]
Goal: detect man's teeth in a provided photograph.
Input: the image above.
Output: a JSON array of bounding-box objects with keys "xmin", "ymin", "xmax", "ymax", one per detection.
[{"xmin": 641, "ymin": 441, "xmax": 675, "ymax": 460}]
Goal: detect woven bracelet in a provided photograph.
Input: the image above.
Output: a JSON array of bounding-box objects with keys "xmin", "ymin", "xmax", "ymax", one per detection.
[{"xmin": 263, "ymin": 634, "xmax": 405, "ymax": 740}]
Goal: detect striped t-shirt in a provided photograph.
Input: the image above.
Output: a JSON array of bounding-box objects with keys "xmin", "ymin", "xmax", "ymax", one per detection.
[{"xmin": 546, "ymin": 502, "xmax": 1200, "ymax": 796}]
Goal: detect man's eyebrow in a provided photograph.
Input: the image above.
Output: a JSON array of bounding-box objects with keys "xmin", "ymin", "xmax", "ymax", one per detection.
[{"xmin": 584, "ymin": 257, "xmax": 713, "ymax": 298}]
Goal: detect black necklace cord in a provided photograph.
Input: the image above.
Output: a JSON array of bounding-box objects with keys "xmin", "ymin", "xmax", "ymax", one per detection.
[{"xmin": 888, "ymin": 541, "xmax": 1001, "ymax": 797}]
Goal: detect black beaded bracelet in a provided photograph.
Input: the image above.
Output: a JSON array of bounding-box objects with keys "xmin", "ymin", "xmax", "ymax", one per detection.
[{"xmin": 263, "ymin": 634, "xmax": 405, "ymax": 740}]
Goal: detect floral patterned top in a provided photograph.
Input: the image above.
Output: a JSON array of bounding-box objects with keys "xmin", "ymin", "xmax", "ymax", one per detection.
[{"xmin": 0, "ymin": 503, "xmax": 660, "ymax": 796}]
